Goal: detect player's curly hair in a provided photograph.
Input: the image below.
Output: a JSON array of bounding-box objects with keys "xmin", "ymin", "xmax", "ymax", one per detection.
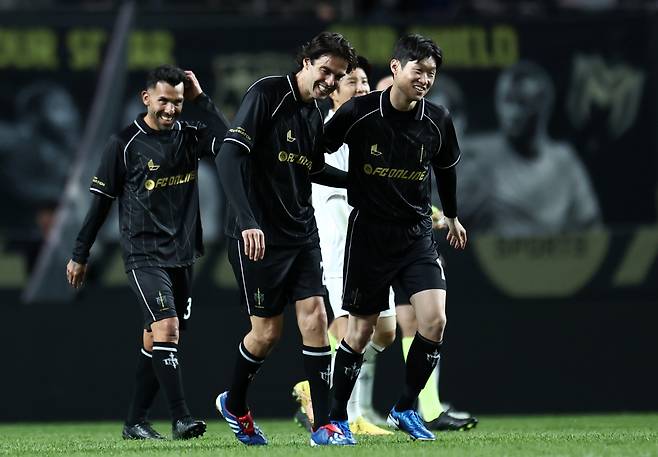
[
  {"xmin": 393, "ymin": 34, "xmax": 443, "ymax": 69},
  {"xmin": 145, "ymin": 64, "xmax": 187, "ymax": 89},
  {"xmin": 296, "ymin": 32, "xmax": 357, "ymax": 73}
]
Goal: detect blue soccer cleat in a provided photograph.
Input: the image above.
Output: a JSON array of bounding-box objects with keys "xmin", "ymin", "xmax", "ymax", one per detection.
[
  {"xmin": 310, "ymin": 423, "xmax": 354, "ymax": 446},
  {"xmin": 215, "ymin": 391, "xmax": 268, "ymax": 445},
  {"xmin": 330, "ymin": 419, "xmax": 357, "ymax": 445},
  {"xmin": 387, "ymin": 407, "xmax": 436, "ymax": 441}
]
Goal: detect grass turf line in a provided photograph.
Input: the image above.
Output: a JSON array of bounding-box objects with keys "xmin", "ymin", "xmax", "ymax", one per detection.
[{"xmin": 1, "ymin": 414, "xmax": 658, "ymax": 457}]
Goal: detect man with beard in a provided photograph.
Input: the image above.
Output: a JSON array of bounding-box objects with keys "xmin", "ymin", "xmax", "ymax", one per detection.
[
  {"xmin": 216, "ymin": 32, "xmax": 357, "ymax": 446},
  {"xmin": 66, "ymin": 65, "xmax": 228, "ymax": 440}
]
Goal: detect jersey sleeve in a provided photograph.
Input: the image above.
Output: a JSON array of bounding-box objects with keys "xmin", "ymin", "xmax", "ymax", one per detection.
[
  {"xmin": 90, "ymin": 136, "xmax": 125, "ymax": 199},
  {"xmin": 191, "ymin": 93, "xmax": 230, "ymax": 159},
  {"xmin": 432, "ymin": 112, "xmax": 461, "ymax": 169},
  {"xmin": 223, "ymin": 84, "xmax": 270, "ymax": 153},
  {"xmin": 323, "ymin": 98, "xmax": 356, "ymax": 154}
]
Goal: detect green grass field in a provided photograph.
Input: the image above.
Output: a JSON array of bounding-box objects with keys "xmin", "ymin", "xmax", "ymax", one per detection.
[{"xmin": 2, "ymin": 414, "xmax": 658, "ymax": 457}]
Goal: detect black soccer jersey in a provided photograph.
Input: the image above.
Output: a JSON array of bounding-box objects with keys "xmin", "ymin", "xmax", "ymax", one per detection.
[
  {"xmin": 88, "ymin": 93, "xmax": 226, "ymax": 271},
  {"xmin": 324, "ymin": 87, "xmax": 461, "ymax": 224},
  {"xmin": 222, "ymin": 73, "xmax": 325, "ymax": 245}
]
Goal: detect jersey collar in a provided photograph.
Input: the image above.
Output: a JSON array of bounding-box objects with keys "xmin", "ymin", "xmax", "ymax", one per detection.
[
  {"xmin": 379, "ymin": 87, "xmax": 425, "ymax": 121},
  {"xmin": 286, "ymin": 73, "xmax": 302, "ymax": 103}
]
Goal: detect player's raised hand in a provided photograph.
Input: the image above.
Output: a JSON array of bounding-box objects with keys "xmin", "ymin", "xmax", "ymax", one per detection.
[
  {"xmin": 242, "ymin": 228, "xmax": 265, "ymax": 261},
  {"xmin": 183, "ymin": 70, "xmax": 203, "ymax": 100},
  {"xmin": 66, "ymin": 259, "xmax": 88, "ymax": 289},
  {"xmin": 445, "ymin": 217, "xmax": 467, "ymax": 250}
]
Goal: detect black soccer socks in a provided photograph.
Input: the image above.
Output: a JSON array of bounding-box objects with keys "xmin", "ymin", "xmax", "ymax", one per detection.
[
  {"xmin": 302, "ymin": 345, "xmax": 332, "ymax": 428},
  {"xmin": 330, "ymin": 340, "xmax": 364, "ymax": 422},
  {"xmin": 126, "ymin": 347, "xmax": 160, "ymax": 425},
  {"xmin": 151, "ymin": 341, "xmax": 191, "ymax": 422},
  {"xmin": 396, "ymin": 332, "xmax": 442, "ymax": 412},
  {"xmin": 226, "ymin": 340, "xmax": 264, "ymax": 416}
]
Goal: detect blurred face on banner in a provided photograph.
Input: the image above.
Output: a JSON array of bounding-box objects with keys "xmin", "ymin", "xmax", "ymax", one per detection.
[
  {"xmin": 391, "ymin": 57, "xmax": 437, "ymax": 102},
  {"xmin": 495, "ymin": 73, "xmax": 546, "ymax": 140},
  {"xmin": 330, "ymin": 66, "xmax": 370, "ymax": 110},
  {"xmin": 300, "ymin": 54, "xmax": 348, "ymax": 101},
  {"xmin": 141, "ymin": 81, "xmax": 185, "ymax": 130}
]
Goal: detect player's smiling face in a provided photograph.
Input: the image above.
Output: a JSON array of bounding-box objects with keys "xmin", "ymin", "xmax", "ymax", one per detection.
[
  {"xmin": 142, "ymin": 81, "xmax": 185, "ymax": 130},
  {"xmin": 392, "ymin": 57, "xmax": 437, "ymax": 102},
  {"xmin": 302, "ymin": 54, "xmax": 349, "ymax": 101},
  {"xmin": 330, "ymin": 66, "xmax": 370, "ymax": 109}
]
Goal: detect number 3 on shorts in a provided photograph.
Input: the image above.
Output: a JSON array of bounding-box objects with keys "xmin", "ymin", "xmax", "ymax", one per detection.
[{"xmin": 184, "ymin": 297, "xmax": 192, "ymax": 319}]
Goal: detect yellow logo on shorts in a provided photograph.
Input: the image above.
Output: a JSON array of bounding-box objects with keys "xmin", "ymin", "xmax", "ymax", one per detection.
[{"xmin": 253, "ymin": 288, "xmax": 265, "ymax": 308}]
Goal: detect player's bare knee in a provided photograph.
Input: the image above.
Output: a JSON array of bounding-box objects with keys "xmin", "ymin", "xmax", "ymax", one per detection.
[
  {"xmin": 374, "ymin": 328, "xmax": 396, "ymax": 348},
  {"xmin": 299, "ymin": 306, "xmax": 328, "ymax": 337},
  {"xmin": 258, "ymin": 327, "xmax": 282, "ymax": 349},
  {"xmin": 419, "ymin": 314, "xmax": 446, "ymax": 340}
]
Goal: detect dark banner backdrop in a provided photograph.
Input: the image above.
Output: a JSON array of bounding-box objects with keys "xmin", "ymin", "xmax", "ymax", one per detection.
[{"xmin": 0, "ymin": 10, "xmax": 656, "ymax": 420}]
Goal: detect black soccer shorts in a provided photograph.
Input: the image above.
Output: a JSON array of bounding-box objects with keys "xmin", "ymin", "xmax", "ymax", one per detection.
[
  {"xmin": 227, "ymin": 238, "xmax": 324, "ymax": 317},
  {"xmin": 127, "ymin": 266, "xmax": 193, "ymax": 331},
  {"xmin": 342, "ymin": 209, "xmax": 446, "ymax": 316}
]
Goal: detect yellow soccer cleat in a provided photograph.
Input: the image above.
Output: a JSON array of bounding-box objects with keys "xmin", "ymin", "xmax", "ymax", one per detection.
[
  {"xmin": 349, "ymin": 415, "xmax": 393, "ymax": 435},
  {"xmin": 292, "ymin": 380, "xmax": 314, "ymax": 426}
]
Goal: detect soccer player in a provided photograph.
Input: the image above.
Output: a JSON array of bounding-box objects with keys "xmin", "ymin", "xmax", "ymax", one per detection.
[
  {"xmin": 292, "ymin": 56, "xmax": 394, "ymax": 436},
  {"xmin": 324, "ymin": 34, "xmax": 467, "ymax": 442},
  {"xmin": 66, "ymin": 65, "xmax": 228, "ymax": 440},
  {"xmin": 216, "ymin": 32, "xmax": 357, "ymax": 447}
]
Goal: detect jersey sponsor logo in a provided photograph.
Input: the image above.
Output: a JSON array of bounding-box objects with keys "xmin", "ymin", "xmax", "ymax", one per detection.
[
  {"xmin": 92, "ymin": 176, "xmax": 106, "ymax": 187},
  {"xmin": 144, "ymin": 170, "xmax": 197, "ymax": 191},
  {"xmin": 286, "ymin": 129, "xmax": 296, "ymax": 143},
  {"xmin": 228, "ymin": 126, "xmax": 252, "ymax": 142},
  {"xmin": 362, "ymin": 163, "xmax": 427, "ymax": 181},
  {"xmin": 370, "ymin": 144, "xmax": 382, "ymax": 156},
  {"xmin": 277, "ymin": 151, "xmax": 313, "ymax": 170},
  {"xmin": 147, "ymin": 159, "xmax": 160, "ymax": 171}
]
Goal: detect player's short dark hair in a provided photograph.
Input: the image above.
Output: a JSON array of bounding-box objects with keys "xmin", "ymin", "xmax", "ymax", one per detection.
[
  {"xmin": 393, "ymin": 34, "xmax": 443, "ymax": 69},
  {"xmin": 145, "ymin": 64, "xmax": 186, "ymax": 89},
  {"xmin": 296, "ymin": 32, "xmax": 357, "ymax": 73},
  {"xmin": 356, "ymin": 55, "xmax": 372, "ymax": 80}
]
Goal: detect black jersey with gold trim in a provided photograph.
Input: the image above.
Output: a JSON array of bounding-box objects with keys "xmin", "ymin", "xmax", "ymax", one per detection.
[
  {"xmin": 89, "ymin": 94, "xmax": 225, "ymax": 270},
  {"xmin": 324, "ymin": 87, "xmax": 461, "ymax": 225},
  {"xmin": 222, "ymin": 73, "xmax": 325, "ymax": 245}
]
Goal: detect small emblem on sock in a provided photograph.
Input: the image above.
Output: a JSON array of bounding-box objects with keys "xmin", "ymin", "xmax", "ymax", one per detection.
[
  {"xmin": 320, "ymin": 366, "xmax": 332, "ymax": 385},
  {"xmin": 163, "ymin": 352, "xmax": 179, "ymax": 369},
  {"xmin": 344, "ymin": 362, "xmax": 361, "ymax": 380},
  {"xmin": 426, "ymin": 349, "xmax": 441, "ymax": 368}
]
